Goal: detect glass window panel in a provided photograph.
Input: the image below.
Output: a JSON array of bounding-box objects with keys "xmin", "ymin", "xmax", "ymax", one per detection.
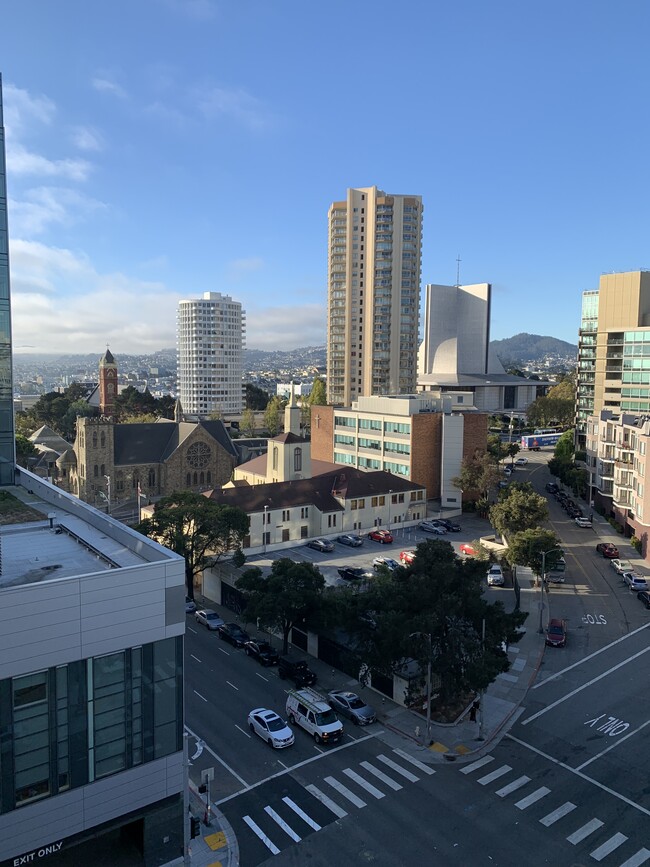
[
  {"xmin": 94, "ymin": 722, "xmax": 126, "ymax": 746},
  {"xmin": 153, "ymin": 638, "xmax": 176, "ymax": 681},
  {"xmin": 154, "ymin": 721, "xmax": 177, "ymax": 758},
  {"xmin": 95, "ymin": 754, "xmax": 126, "ymax": 778},
  {"xmin": 13, "ymin": 672, "xmax": 47, "ymax": 708}
]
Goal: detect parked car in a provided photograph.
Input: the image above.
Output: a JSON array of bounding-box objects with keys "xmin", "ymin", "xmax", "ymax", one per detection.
[
  {"xmin": 400, "ymin": 550, "xmax": 416, "ymax": 565},
  {"xmin": 286, "ymin": 688, "xmax": 344, "ymax": 745},
  {"xmin": 624, "ymin": 573, "xmax": 649, "ymax": 591},
  {"xmin": 498, "ymin": 480, "xmax": 509, "ymax": 489},
  {"xmin": 373, "ymin": 556, "xmax": 400, "ymax": 572},
  {"xmin": 438, "ymin": 519, "xmax": 461, "ymax": 532},
  {"xmin": 545, "ymin": 482, "xmax": 558, "ymax": 493},
  {"xmin": 596, "ymin": 542, "xmax": 619, "ymax": 558},
  {"xmin": 637, "ymin": 590, "xmax": 650, "ymax": 609},
  {"xmin": 368, "ymin": 529, "xmax": 393, "ymax": 544},
  {"xmin": 327, "ymin": 690, "xmax": 376, "ymax": 725},
  {"xmin": 515, "ymin": 457, "xmax": 528, "ymax": 466},
  {"xmin": 244, "ymin": 639, "xmax": 279, "ymax": 666},
  {"xmin": 194, "ymin": 609, "xmax": 224, "ymax": 630},
  {"xmin": 337, "ymin": 533, "xmax": 363, "ymax": 547},
  {"xmin": 575, "ymin": 516, "xmax": 593, "ymax": 528},
  {"xmin": 418, "ymin": 521, "xmax": 446, "ymax": 535},
  {"xmin": 503, "ymin": 466, "xmax": 512, "ymax": 476},
  {"xmin": 545, "ymin": 618, "xmax": 567, "ymax": 647},
  {"xmin": 277, "ymin": 656, "xmax": 317, "ymax": 687},
  {"xmin": 247, "ymin": 708, "xmax": 294, "ymax": 749},
  {"xmin": 486, "ymin": 564, "xmax": 505, "ymax": 586},
  {"xmin": 217, "ymin": 622, "xmax": 250, "ymax": 647},
  {"xmin": 338, "ymin": 566, "xmax": 371, "ymax": 581},
  {"xmin": 611, "ymin": 559, "xmax": 633, "ymax": 574},
  {"xmin": 307, "ymin": 538, "xmax": 335, "ymax": 553},
  {"xmin": 459, "ymin": 542, "xmax": 478, "ymax": 557},
  {"xmin": 185, "ymin": 596, "xmax": 197, "ymax": 614}
]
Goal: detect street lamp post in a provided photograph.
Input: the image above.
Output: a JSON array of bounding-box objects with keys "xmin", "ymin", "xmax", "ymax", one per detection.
[
  {"xmin": 538, "ymin": 548, "xmax": 559, "ymax": 633},
  {"xmin": 388, "ymin": 490, "xmax": 393, "ymax": 532},
  {"xmin": 103, "ymin": 475, "xmax": 111, "ymax": 514},
  {"xmin": 410, "ymin": 631, "xmax": 432, "ymax": 745}
]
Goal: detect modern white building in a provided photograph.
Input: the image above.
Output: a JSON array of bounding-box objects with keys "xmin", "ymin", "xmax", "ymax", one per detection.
[
  {"xmin": 177, "ymin": 291, "xmax": 245, "ymax": 417},
  {"xmin": 418, "ymin": 282, "xmax": 546, "ymax": 413},
  {"xmin": 327, "ymin": 186, "xmax": 423, "ymax": 406}
]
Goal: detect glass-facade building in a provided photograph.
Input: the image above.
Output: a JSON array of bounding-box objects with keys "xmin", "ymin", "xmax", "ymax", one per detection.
[{"xmin": 0, "ymin": 75, "xmax": 15, "ymax": 484}]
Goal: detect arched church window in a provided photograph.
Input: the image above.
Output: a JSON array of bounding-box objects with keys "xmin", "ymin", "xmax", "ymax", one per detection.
[
  {"xmin": 149, "ymin": 469, "xmax": 155, "ymax": 487},
  {"xmin": 273, "ymin": 447, "xmax": 278, "ymax": 470},
  {"xmin": 200, "ymin": 472, "xmax": 204, "ymax": 484},
  {"xmin": 206, "ymin": 471, "xmax": 211, "ymax": 484},
  {"xmin": 294, "ymin": 447, "xmax": 302, "ymax": 472},
  {"xmin": 92, "ymin": 431, "xmax": 97, "ymax": 448},
  {"xmin": 94, "ymin": 465, "xmax": 98, "ymax": 478},
  {"xmin": 186, "ymin": 473, "xmax": 191, "ymax": 486},
  {"xmin": 193, "ymin": 472, "xmax": 198, "ymax": 485},
  {"xmin": 101, "ymin": 432, "xmax": 105, "ymax": 447}
]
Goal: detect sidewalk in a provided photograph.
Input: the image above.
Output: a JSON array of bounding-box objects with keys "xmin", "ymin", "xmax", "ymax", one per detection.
[{"xmin": 185, "ymin": 573, "xmax": 545, "ymax": 865}]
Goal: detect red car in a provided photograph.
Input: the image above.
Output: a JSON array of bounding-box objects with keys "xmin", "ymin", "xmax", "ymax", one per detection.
[
  {"xmin": 368, "ymin": 529, "xmax": 393, "ymax": 544},
  {"xmin": 459, "ymin": 543, "xmax": 478, "ymax": 557},
  {"xmin": 596, "ymin": 542, "xmax": 619, "ymax": 559},
  {"xmin": 545, "ymin": 618, "xmax": 567, "ymax": 647},
  {"xmin": 400, "ymin": 550, "xmax": 416, "ymax": 565}
]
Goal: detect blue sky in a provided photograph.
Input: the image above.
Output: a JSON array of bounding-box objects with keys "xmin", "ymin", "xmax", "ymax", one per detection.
[{"xmin": 2, "ymin": 0, "xmax": 650, "ymax": 354}]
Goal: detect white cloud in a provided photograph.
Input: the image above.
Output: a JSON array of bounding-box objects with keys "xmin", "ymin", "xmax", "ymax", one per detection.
[
  {"xmin": 245, "ymin": 304, "xmax": 326, "ymax": 350},
  {"xmin": 71, "ymin": 126, "xmax": 103, "ymax": 152},
  {"xmin": 194, "ymin": 84, "xmax": 271, "ymax": 131},
  {"xmin": 227, "ymin": 257, "xmax": 265, "ymax": 279},
  {"xmin": 7, "ymin": 144, "xmax": 91, "ymax": 181},
  {"xmin": 9, "ymin": 188, "xmax": 106, "ymax": 235},
  {"xmin": 2, "ymin": 83, "xmax": 55, "ymax": 135},
  {"xmin": 92, "ymin": 77, "xmax": 127, "ymax": 99}
]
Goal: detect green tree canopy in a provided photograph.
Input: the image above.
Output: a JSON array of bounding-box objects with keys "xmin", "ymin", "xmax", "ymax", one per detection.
[
  {"xmin": 240, "ymin": 408, "xmax": 257, "ymax": 437},
  {"xmin": 264, "ymin": 396, "xmax": 283, "ymax": 436},
  {"xmin": 547, "ymin": 374, "xmax": 575, "ymax": 402},
  {"xmin": 237, "ymin": 558, "xmax": 327, "ymax": 654},
  {"xmin": 505, "ymin": 528, "xmax": 563, "ymax": 579},
  {"xmin": 136, "ymin": 491, "xmax": 249, "ymax": 599},
  {"xmin": 452, "ymin": 449, "xmax": 502, "ymax": 501},
  {"xmin": 335, "ymin": 539, "xmax": 527, "ymax": 704},
  {"xmin": 490, "ymin": 484, "xmax": 549, "ymax": 538},
  {"xmin": 245, "ymin": 383, "xmax": 270, "ymax": 411},
  {"xmin": 308, "ymin": 377, "xmax": 327, "ymax": 406},
  {"xmin": 15, "ymin": 434, "xmax": 38, "ymax": 468}
]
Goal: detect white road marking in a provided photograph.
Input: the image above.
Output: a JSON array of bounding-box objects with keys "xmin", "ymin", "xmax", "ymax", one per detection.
[
  {"xmin": 190, "ymin": 654, "xmax": 201, "ymax": 663},
  {"xmin": 218, "ymin": 647, "xmax": 230, "ymax": 655},
  {"xmin": 342, "ymin": 768, "xmax": 385, "ymax": 799},
  {"xmin": 521, "ymin": 644, "xmax": 650, "ymax": 725},
  {"xmin": 185, "ymin": 723, "xmax": 250, "ymax": 787},
  {"xmin": 242, "ymin": 815, "xmax": 280, "ymax": 855},
  {"xmin": 507, "ymin": 733, "xmax": 650, "ymax": 819},
  {"xmin": 226, "ymin": 680, "xmax": 239, "ymax": 691},
  {"xmin": 619, "ymin": 848, "xmax": 650, "ymax": 867},
  {"xmin": 256, "ymin": 672, "xmax": 269, "ymax": 682},
  {"xmin": 324, "ymin": 775, "xmax": 367, "ymax": 808},
  {"xmin": 392, "ymin": 748, "xmax": 436, "ymax": 774},
  {"xmin": 187, "ymin": 626, "xmax": 198, "ymax": 634},
  {"xmin": 193, "ymin": 690, "xmax": 207, "ymax": 702},
  {"xmin": 575, "ymin": 718, "xmax": 650, "ymax": 770},
  {"xmin": 264, "ymin": 805, "xmax": 302, "ymax": 842},
  {"xmin": 532, "ymin": 621, "xmax": 650, "ymax": 689},
  {"xmin": 376, "ymin": 754, "xmax": 419, "ymax": 782},
  {"xmin": 360, "ymin": 760, "xmax": 403, "ymax": 791},
  {"xmin": 215, "ymin": 733, "xmax": 376, "ymax": 806},
  {"xmin": 590, "ymin": 832, "xmax": 628, "ymax": 861},
  {"xmin": 539, "ymin": 802, "xmax": 577, "ymax": 826},
  {"xmin": 495, "ymin": 776, "xmax": 531, "ymax": 797},
  {"xmin": 567, "ymin": 818, "xmax": 605, "ymax": 845},
  {"xmin": 235, "ymin": 724, "xmax": 251, "ymax": 739},
  {"xmin": 478, "ymin": 765, "xmax": 512, "ymax": 785},
  {"xmin": 305, "ymin": 784, "xmax": 348, "ymax": 818},
  {"xmin": 282, "ymin": 796, "xmax": 322, "ymax": 831},
  {"xmin": 277, "ymin": 760, "xmax": 289, "ymax": 770},
  {"xmin": 514, "ymin": 786, "xmax": 550, "ymax": 809},
  {"xmin": 460, "ymin": 755, "xmax": 494, "ymax": 775}
]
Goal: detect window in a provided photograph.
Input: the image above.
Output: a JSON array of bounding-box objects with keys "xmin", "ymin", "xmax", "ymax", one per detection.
[
  {"xmin": 328, "ymin": 514, "xmax": 337, "ymax": 527},
  {"xmin": 92, "ymin": 431, "xmax": 97, "ymax": 448},
  {"xmin": 193, "ymin": 472, "xmax": 198, "ymax": 485},
  {"xmin": 94, "ymin": 464, "xmax": 98, "ymax": 478},
  {"xmin": 301, "ymin": 507, "xmax": 309, "ymax": 519},
  {"xmin": 273, "ymin": 447, "xmax": 278, "ymax": 470},
  {"xmin": 282, "ymin": 510, "xmax": 290, "ymax": 521},
  {"xmin": 358, "ymin": 499, "xmax": 365, "ymax": 509},
  {"xmin": 100, "ymin": 464, "xmax": 105, "ymax": 476},
  {"xmin": 206, "ymin": 471, "xmax": 211, "ymax": 484},
  {"xmin": 186, "ymin": 473, "xmax": 191, "ymax": 486},
  {"xmin": 351, "ymin": 499, "xmax": 358, "ymax": 510},
  {"xmin": 294, "ymin": 447, "xmax": 302, "ymax": 472}
]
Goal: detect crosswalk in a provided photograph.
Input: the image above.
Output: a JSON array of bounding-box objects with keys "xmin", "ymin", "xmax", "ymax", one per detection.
[
  {"xmin": 461, "ymin": 755, "xmax": 649, "ymax": 866},
  {"xmin": 222, "ymin": 748, "xmax": 434, "ymax": 861}
]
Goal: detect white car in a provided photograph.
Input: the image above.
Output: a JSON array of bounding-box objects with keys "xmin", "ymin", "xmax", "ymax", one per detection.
[
  {"xmin": 486, "ymin": 564, "xmax": 505, "ymax": 586},
  {"xmin": 575, "ymin": 516, "xmax": 592, "ymax": 528},
  {"xmin": 623, "ymin": 573, "xmax": 649, "ymax": 592},
  {"xmin": 194, "ymin": 609, "xmax": 224, "ymax": 630},
  {"xmin": 373, "ymin": 557, "xmax": 400, "ymax": 572},
  {"xmin": 610, "ymin": 559, "xmax": 633, "ymax": 575},
  {"xmin": 247, "ymin": 708, "xmax": 295, "ymax": 749},
  {"xmin": 503, "ymin": 466, "xmax": 512, "ymax": 476},
  {"xmin": 514, "ymin": 457, "xmax": 528, "ymax": 466}
]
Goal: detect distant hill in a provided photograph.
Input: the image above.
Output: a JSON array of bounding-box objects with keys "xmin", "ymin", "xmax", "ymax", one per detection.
[
  {"xmin": 491, "ymin": 333, "xmax": 577, "ymax": 366},
  {"xmin": 244, "ymin": 346, "xmax": 326, "ymax": 370}
]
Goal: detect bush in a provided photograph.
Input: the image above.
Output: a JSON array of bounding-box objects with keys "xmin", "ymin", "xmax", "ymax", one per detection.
[
  {"xmin": 631, "ymin": 535, "xmax": 642, "ymax": 554},
  {"xmin": 607, "ymin": 518, "xmax": 624, "ymax": 534}
]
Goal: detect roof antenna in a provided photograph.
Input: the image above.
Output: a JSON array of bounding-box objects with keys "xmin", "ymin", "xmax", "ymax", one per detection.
[{"xmin": 456, "ymin": 254, "xmax": 461, "ymax": 287}]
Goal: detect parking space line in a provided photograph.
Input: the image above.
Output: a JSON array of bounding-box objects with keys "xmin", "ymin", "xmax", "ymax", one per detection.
[
  {"xmin": 193, "ymin": 690, "xmax": 207, "ymax": 702},
  {"xmin": 514, "ymin": 786, "xmax": 550, "ymax": 809},
  {"xmin": 567, "ymin": 818, "xmax": 604, "ymax": 845},
  {"xmin": 234, "ymin": 724, "xmax": 251, "ymax": 739},
  {"xmin": 242, "ymin": 815, "xmax": 280, "ymax": 855},
  {"xmin": 190, "ymin": 654, "xmax": 201, "ymax": 663},
  {"xmin": 539, "ymin": 802, "xmax": 577, "ymax": 826},
  {"xmin": 575, "ymin": 718, "xmax": 650, "ymax": 771},
  {"xmin": 590, "ymin": 832, "xmax": 628, "ymax": 861},
  {"xmin": 305, "ymin": 784, "xmax": 348, "ymax": 818}
]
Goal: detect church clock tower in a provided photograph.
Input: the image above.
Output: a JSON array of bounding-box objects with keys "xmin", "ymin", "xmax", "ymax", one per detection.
[{"xmin": 99, "ymin": 348, "xmax": 118, "ymax": 416}]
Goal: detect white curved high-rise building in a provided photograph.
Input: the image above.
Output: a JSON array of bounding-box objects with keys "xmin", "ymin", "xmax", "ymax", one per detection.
[{"xmin": 177, "ymin": 291, "xmax": 245, "ymax": 417}]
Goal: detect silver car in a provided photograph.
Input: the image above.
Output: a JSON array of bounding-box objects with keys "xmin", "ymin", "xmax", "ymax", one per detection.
[
  {"xmin": 327, "ymin": 690, "xmax": 376, "ymax": 725},
  {"xmin": 337, "ymin": 534, "xmax": 363, "ymax": 547},
  {"xmin": 194, "ymin": 609, "xmax": 224, "ymax": 630}
]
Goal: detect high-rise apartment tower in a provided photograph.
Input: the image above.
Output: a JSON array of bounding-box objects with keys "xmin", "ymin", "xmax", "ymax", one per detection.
[
  {"xmin": 0, "ymin": 75, "xmax": 15, "ymax": 484},
  {"xmin": 177, "ymin": 291, "xmax": 245, "ymax": 417},
  {"xmin": 327, "ymin": 186, "xmax": 423, "ymax": 406}
]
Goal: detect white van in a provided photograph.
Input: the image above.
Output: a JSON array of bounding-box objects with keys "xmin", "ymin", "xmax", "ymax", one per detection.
[{"xmin": 285, "ymin": 688, "xmax": 344, "ymax": 745}]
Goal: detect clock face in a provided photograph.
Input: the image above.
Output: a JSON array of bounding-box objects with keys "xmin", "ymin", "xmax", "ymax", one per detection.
[{"xmin": 186, "ymin": 441, "xmax": 211, "ymax": 469}]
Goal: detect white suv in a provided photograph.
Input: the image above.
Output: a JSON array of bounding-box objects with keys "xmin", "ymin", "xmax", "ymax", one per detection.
[
  {"xmin": 286, "ymin": 688, "xmax": 343, "ymax": 745},
  {"xmin": 486, "ymin": 564, "xmax": 504, "ymax": 586}
]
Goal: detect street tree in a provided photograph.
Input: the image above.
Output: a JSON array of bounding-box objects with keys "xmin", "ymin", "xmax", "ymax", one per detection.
[
  {"xmin": 137, "ymin": 491, "xmax": 249, "ymax": 599},
  {"xmin": 245, "ymin": 383, "xmax": 270, "ymax": 411},
  {"xmin": 490, "ymin": 483, "xmax": 549, "ymax": 538},
  {"xmin": 505, "ymin": 442, "xmax": 520, "ymax": 465},
  {"xmin": 308, "ymin": 377, "xmax": 327, "ymax": 406},
  {"xmin": 15, "ymin": 434, "xmax": 38, "ymax": 468},
  {"xmin": 237, "ymin": 558, "xmax": 327, "ymax": 654},
  {"xmin": 264, "ymin": 396, "xmax": 283, "ymax": 436},
  {"xmin": 336, "ymin": 539, "xmax": 527, "ymax": 705},
  {"xmin": 240, "ymin": 408, "xmax": 257, "ymax": 437},
  {"xmin": 505, "ymin": 528, "xmax": 563, "ymax": 580},
  {"xmin": 452, "ymin": 449, "xmax": 502, "ymax": 501}
]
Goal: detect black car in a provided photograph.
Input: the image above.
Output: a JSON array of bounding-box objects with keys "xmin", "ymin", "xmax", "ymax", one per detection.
[
  {"xmin": 338, "ymin": 566, "xmax": 370, "ymax": 581},
  {"xmin": 438, "ymin": 519, "xmax": 461, "ymax": 532},
  {"xmin": 244, "ymin": 639, "xmax": 279, "ymax": 666},
  {"xmin": 637, "ymin": 590, "xmax": 650, "ymax": 609},
  {"xmin": 217, "ymin": 622, "xmax": 250, "ymax": 647},
  {"xmin": 277, "ymin": 656, "xmax": 317, "ymax": 686},
  {"xmin": 545, "ymin": 482, "xmax": 558, "ymax": 493}
]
